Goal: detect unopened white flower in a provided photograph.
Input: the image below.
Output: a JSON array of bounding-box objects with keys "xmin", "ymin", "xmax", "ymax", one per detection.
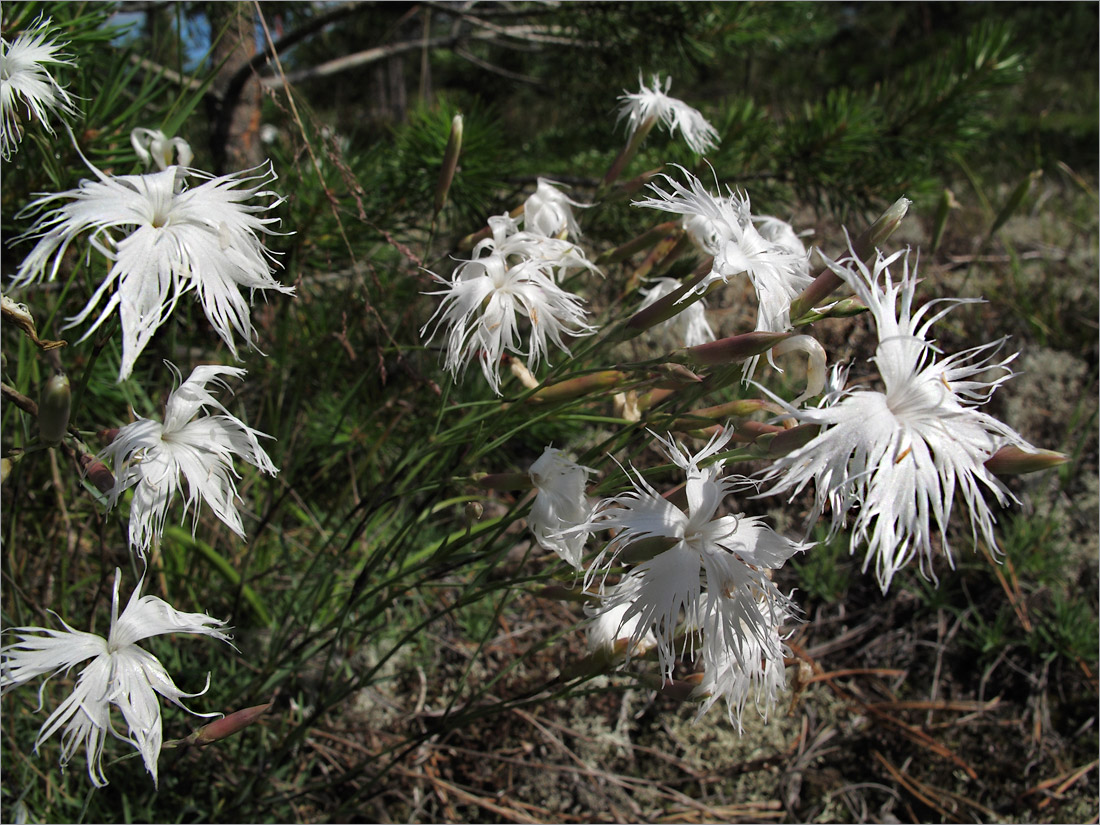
[
  {"xmin": 0, "ymin": 568, "xmax": 231, "ymax": 787},
  {"xmin": 617, "ymin": 73, "xmax": 719, "ymax": 155},
  {"xmin": 761, "ymin": 245, "xmax": 1035, "ymax": 592},
  {"xmin": 529, "ymin": 447, "xmax": 593, "ymax": 568},
  {"xmin": 12, "ymin": 157, "xmax": 292, "ymax": 381},
  {"xmin": 131, "ymin": 127, "xmax": 193, "ymax": 170},
  {"xmin": 0, "ymin": 16, "xmax": 77, "ymax": 160},
  {"xmin": 523, "ymin": 178, "xmax": 590, "ymax": 239},
  {"xmin": 691, "ymin": 596, "xmax": 791, "ymax": 731},
  {"xmin": 99, "ymin": 363, "xmax": 277, "ymax": 558},
  {"xmin": 638, "ymin": 277, "xmax": 715, "ymax": 347},
  {"xmin": 578, "ymin": 428, "xmax": 809, "ymax": 677},
  {"xmin": 421, "ymin": 250, "xmax": 596, "ymax": 395}
]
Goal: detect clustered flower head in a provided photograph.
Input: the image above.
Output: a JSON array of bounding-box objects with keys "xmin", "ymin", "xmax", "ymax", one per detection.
[
  {"xmin": 572, "ymin": 429, "xmax": 810, "ymax": 726},
  {"xmin": 0, "ymin": 16, "xmax": 78, "ymax": 160},
  {"xmin": 617, "ymin": 73, "xmax": 719, "ymax": 155},
  {"xmin": 762, "ymin": 243, "xmax": 1036, "ymax": 592},
  {"xmin": 12, "ymin": 156, "xmax": 293, "ymax": 381},
  {"xmin": 634, "ymin": 166, "xmax": 812, "ymax": 379},
  {"xmin": 422, "ymin": 183, "xmax": 599, "ymax": 395},
  {"xmin": 0, "ymin": 568, "xmax": 231, "ymax": 787},
  {"xmin": 99, "ymin": 363, "xmax": 277, "ymax": 558}
]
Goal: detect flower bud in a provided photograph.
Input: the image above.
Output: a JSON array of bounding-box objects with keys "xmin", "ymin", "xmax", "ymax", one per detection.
[
  {"xmin": 670, "ymin": 331, "xmax": 791, "ymax": 368},
  {"xmin": 434, "ymin": 113, "xmax": 463, "ymax": 216},
  {"xmin": 985, "ymin": 445, "xmax": 1068, "ymax": 476},
  {"xmin": 527, "ymin": 371, "xmax": 627, "ymax": 404},
  {"xmin": 669, "ymin": 398, "xmax": 775, "ymax": 431},
  {"xmin": 187, "ymin": 701, "xmax": 272, "ymax": 746},
  {"xmin": 464, "ymin": 501, "xmax": 484, "ymax": 526},
  {"xmin": 750, "ymin": 423, "xmax": 820, "ymax": 457},
  {"xmin": 79, "ymin": 454, "xmax": 116, "ymax": 494},
  {"xmin": 788, "ymin": 196, "xmax": 910, "ymax": 321},
  {"xmin": 37, "ymin": 374, "xmax": 71, "ymax": 445}
]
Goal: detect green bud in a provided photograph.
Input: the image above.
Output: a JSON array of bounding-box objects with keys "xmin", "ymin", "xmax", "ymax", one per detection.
[
  {"xmin": 788, "ymin": 196, "xmax": 910, "ymax": 321},
  {"xmin": 38, "ymin": 374, "xmax": 71, "ymax": 445},
  {"xmin": 434, "ymin": 113, "xmax": 463, "ymax": 216}
]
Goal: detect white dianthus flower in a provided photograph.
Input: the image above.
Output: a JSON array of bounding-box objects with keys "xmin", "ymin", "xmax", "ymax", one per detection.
[
  {"xmin": 0, "ymin": 16, "xmax": 78, "ymax": 160},
  {"xmin": 577, "ymin": 428, "xmax": 809, "ymax": 679},
  {"xmin": 12, "ymin": 157, "xmax": 293, "ymax": 381},
  {"xmin": 691, "ymin": 595, "xmax": 792, "ymax": 732},
  {"xmin": 761, "ymin": 244, "xmax": 1037, "ymax": 592},
  {"xmin": 617, "ymin": 73, "xmax": 719, "ymax": 155},
  {"xmin": 130, "ymin": 127, "xmax": 193, "ymax": 170},
  {"xmin": 635, "ymin": 167, "xmax": 812, "ymax": 380},
  {"xmin": 585, "ymin": 579, "xmax": 659, "ymax": 658},
  {"xmin": 523, "ymin": 178, "xmax": 590, "ymax": 240},
  {"xmin": 1, "ymin": 568, "xmax": 231, "ymax": 787},
  {"xmin": 99, "ymin": 363, "xmax": 277, "ymax": 558},
  {"xmin": 421, "ymin": 249, "xmax": 595, "ymax": 395},
  {"xmin": 475, "ymin": 213, "xmax": 599, "ymax": 281}
]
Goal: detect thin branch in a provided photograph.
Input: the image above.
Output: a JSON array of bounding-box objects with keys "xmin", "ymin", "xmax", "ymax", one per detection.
[
  {"xmin": 454, "ymin": 46, "xmax": 542, "ymax": 84},
  {"xmin": 128, "ymin": 54, "xmax": 206, "ymax": 92},
  {"xmin": 260, "ymin": 31, "xmax": 496, "ymax": 88}
]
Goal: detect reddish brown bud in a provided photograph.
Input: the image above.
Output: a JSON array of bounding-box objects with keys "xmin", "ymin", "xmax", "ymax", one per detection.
[
  {"xmin": 79, "ymin": 454, "xmax": 116, "ymax": 494},
  {"xmin": 671, "ymin": 332, "xmax": 792, "ymax": 368},
  {"xmin": 188, "ymin": 702, "xmax": 272, "ymax": 746},
  {"xmin": 985, "ymin": 446, "xmax": 1068, "ymax": 476}
]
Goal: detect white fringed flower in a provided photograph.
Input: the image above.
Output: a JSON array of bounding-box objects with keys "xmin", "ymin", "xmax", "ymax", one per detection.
[
  {"xmin": 636, "ymin": 168, "xmax": 811, "ymax": 330},
  {"xmin": 578, "ymin": 429, "xmax": 809, "ymax": 679},
  {"xmin": 638, "ymin": 277, "xmax": 716, "ymax": 347},
  {"xmin": 0, "ymin": 568, "xmax": 231, "ymax": 787},
  {"xmin": 691, "ymin": 595, "xmax": 791, "ymax": 732},
  {"xmin": 617, "ymin": 73, "xmax": 719, "ymax": 155},
  {"xmin": 99, "ymin": 363, "xmax": 277, "ymax": 558},
  {"xmin": 528, "ymin": 446, "xmax": 593, "ymax": 569},
  {"xmin": 761, "ymin": 245, "xmax": 1035, "ymax": 592},
  {"xmin": 523, "ymin": 178, "xmax": 590, "ymax": 239},
  {"xmin": 12, "ymin": 158, "xmax": 293, "ymax": 381},
  {"xmin": 421, "ymin": 250, "xmax": 596, "ymax": 395},
  {"xmin": 0, "ymin": 16, "xmax": 77, "ymax": 160},
  {"xmin": 636, "ymin": 167, "xmax": 812, "ymax": 380}
]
